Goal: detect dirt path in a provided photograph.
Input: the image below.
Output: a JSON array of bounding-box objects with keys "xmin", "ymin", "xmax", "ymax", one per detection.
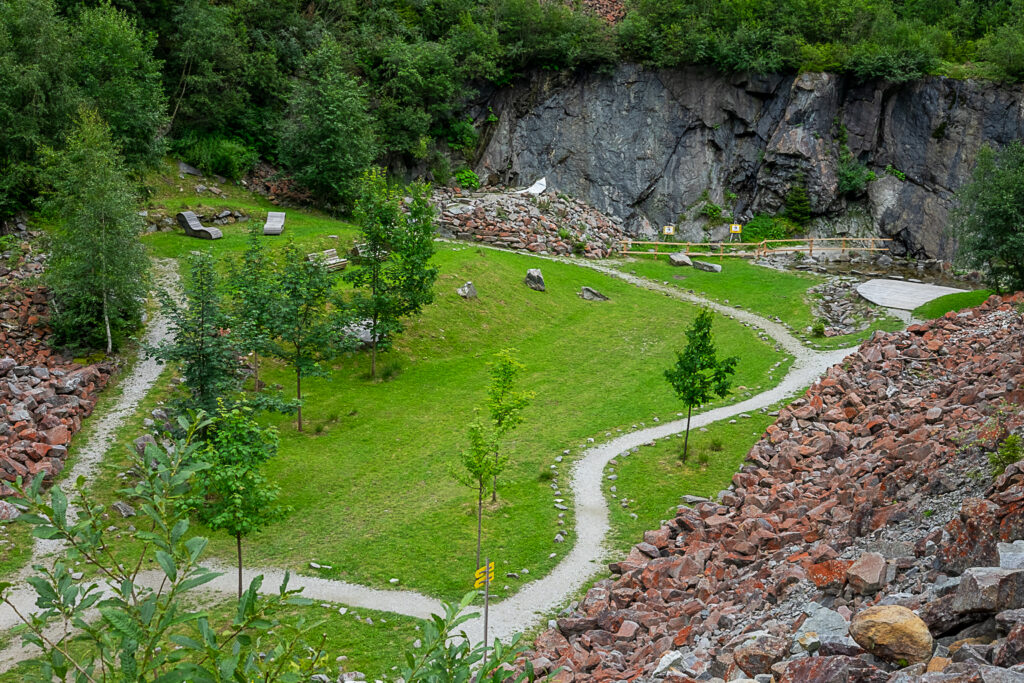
[{"xmin": 0, "ymin": 254, "xmax": 859, "ymax": 669}]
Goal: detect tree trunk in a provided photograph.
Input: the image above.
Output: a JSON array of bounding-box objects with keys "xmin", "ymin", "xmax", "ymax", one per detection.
[
  {"xmin": 476, "ymin": 482, "xmax": 483, "ymax": 570},
  {"xmin": 682, "ymin": 405, "xmax": 692, "ymax": 462},
  {"xmin": 296, "ymin": 369, "xmax": 303, "ymax": 432},
  {"xmin": 103, "ymin": 291, "xmax": 112, "ymax": 355},
  {"xmin": 491, "ymin": 450, "xmax": 498, "ymax": 503},
  {"xmin": 253, "ymin": 350, "xmax": 260, "ymax": 391},
  {"xmin": 236, "ymin": 534, "xmax": 243, "ymax": 599}
]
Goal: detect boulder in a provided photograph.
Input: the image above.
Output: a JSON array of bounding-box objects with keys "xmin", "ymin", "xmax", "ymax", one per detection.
[
  {"xmin": 457, "ymin": 281, "xmax": 478, "ymax": 299},
  {"xmin": 579, "ymin": 286, "xmax": 608, "ymax": 301},
  {"xmin": 692, "ymin": 260, "xmax": 722, "ymax": 273},
  {"xmin": 777, "ymin": 655, "xmax": 888, "ymax": 683},
  {"xmin": 525, "ymin": 269, "xmax": 546, "ymax": 292},
  {"xmin": 669, "ymin": 252, "xmax": 692, "ymax": 267},
  {"xmin": 846, "ymin": 552, "xmax": 887, "ymax": 594},
  {"xmin": 734, "ymin": 634, "xmax": 789, "ymax": 676},
  {"xmin": 952, "ymin": 568, "xmax": 1024, "ymax": 615},
  {"xmin": 849, "ymin": 605, "xmax": 934, "ymax": 665}
]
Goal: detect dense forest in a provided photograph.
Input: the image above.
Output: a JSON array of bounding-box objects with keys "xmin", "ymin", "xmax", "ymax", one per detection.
[{"xmin": 3, "ymin": 0, "xmax": 1023, "ymax": 219}]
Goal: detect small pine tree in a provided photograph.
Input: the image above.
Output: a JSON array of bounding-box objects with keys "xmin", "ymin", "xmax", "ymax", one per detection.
[
  {"xmin": 785, "ymin": 179, "xmax": 812, "ymax": 226},
  {"xmin": 152, "ymin": 251, "xmax": 241, "ymax": 412},
  {"xmin": 665, "ymin": 308, "xmax": 739, "ymax": 462},
  {"xmin": 41, "ymin": 108, "xmax": 149, "ymax": 353}
]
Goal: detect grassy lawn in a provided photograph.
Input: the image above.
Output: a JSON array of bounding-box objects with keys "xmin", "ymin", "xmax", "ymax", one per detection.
[
  {"xmin": 913, "ymin": 289, "xmax": 993, "ymax": 320},
  {"xmin": 84, "ymin": 231, "xmax": 787, "ymax": 601},
  {"xmin": 0, "ymin": 599, "xmax": 423, "ymax": 682},
  {"xmin": 614, "ymin": 256, "xmax": 903, "ymax": 349},
  {"xmin": 605, "ymin": 407, "xmax": 779, "ymax": 554}
]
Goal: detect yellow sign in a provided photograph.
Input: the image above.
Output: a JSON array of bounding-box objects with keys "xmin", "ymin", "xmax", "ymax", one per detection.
[
  {"xmin": 474, "ymin": 562, "xmax": 495, "ymax": 588},
  {"xmin": 662, "ymin": 225, "xmax": 675, "ymax": 236},
  {"xmin": 729, "ymin": 223, "xmax": 743, "ymax": 234}
]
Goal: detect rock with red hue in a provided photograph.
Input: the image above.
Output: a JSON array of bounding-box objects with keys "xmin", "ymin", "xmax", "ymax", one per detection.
[
  {"xmin": 777, "ymin": 655, "xmax": 889, "ymax": 682},
  {"xmin": 939, "ymin": 499, "xmax": 1003, "ymax": 573},
  {"xmin": 733, "ymin": 634, "xmax": 789, "ymax": 676},
  {"xmin": 847, "ymin": 552, "xmax": 887, "ymax": 594}
]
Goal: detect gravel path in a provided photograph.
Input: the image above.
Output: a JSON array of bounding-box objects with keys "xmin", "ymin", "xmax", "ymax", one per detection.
[{"xmin": 0, "ymin": 253, "xmax": 860, "ymax": 668}]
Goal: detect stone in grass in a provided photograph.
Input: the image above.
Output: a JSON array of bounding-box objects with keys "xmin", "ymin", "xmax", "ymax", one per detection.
[
  {"xmin": 310, "ymin": 561, "xmax": 333, "ymax": 570},
  {"xmin": 112, "ymin": 501, "xmax": 136, "ymax": 518},
  {"xmin": 692, "ymin": 260, "xmax": 722, "ymax": 273},
  {"xmin": 389, "ymin": 578, "xmax": 400, "ymax": 584},
  {"xmin": 525, "ymin": 268, "xmax": 546, "ymax": 292},
  {"xmin": 457, "ymin": 281, "xmax": 477, "ymax": 299},
  {"xmin": 579, "ymin": 286, "xmax": 608, "ymax": 301},
  {"xmin": 669, "ymin": 252, "xmax": 692, "ymax": 267}
]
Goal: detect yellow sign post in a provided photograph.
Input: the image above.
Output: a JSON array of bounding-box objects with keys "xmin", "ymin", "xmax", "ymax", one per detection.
[
  {"xmin": 729, "ymin": 223, "xmax": 742, "ymax": 234},
  {"xmin": 473, "ymin": 562, "xmax": 494, "ymax": 588},
  {"xmin": 475, "ymin": 559, "xmax": 494, "ymax": 674},
  {"xmin": 662, "ymin": 225, "xmax": 675, "ymax": 236}
]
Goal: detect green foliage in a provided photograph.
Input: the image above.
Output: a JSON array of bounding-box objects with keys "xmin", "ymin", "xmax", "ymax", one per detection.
[
  {"xmin": 885, "ymin": 164, "xmax": 908, "ymax": 181},
  {"xmin": 952, "ymin": 141, "xmax": 1024, "ymax": 292},
  {"xmin": 977, "ymin": 22, "xmax": 1024, "ymax": 82},
  {"xmin": 400, "ymin": 592, "xmax": 538, "ymax": 683},
  {"xmin": 784, "ymin": 181, "xmax": 812, "ymax": 226},
  {"xmin": 742, "ymin": 215, "xmax": 786, "ymax": 243},
  {"xmin": 40, "ymin": 108, "xmax": 149, "ymax": 353},
  {"xmin": 664, "ymin": 308, "xmax": 738, "ymax": 461},
  {"xmin": 837, "ymin": 151, "xmax": 873, "ymax": 196},
  {"xmin": 4, "ymin": 414, "xmax": 329, "ymax": 682},
  {"xmin": 486, "ymin": 348, "xmax": 534, "ymax": 498},
  {"xmin": 152, "ymin": 251, "xmax": 242, "ymax": 412},
  {"xmin": 455, "ymin": 168, "xmax": 481, "ymax": 190},
  {"xmin": 344, "ymin": 168, "xmax": 439, "ymax": 379},
  {"xmin": 450, "ymin": 418, "xmax": 502, "ymax": 568},
  {"xmin": 185, "ymin": 403, "xmax": 289, "ymax": 596},
  {"xmin": 170, "ymin": 132, "xmax": 258, "ymax": 181},
  {"xmin": 227, "ymin": 225, "xmax": 277, "ymax": 388},
  {"xmin": 989, "ymin": 434, "xmax": 1024, "ymax": 476},
  {"xmin": 811, "ymin": 319, "xmax": 826, "ymax": 337},
  {"xmin": 699, "ymin": 202, "xmax": 723, "ymax": 221},
  {"xmin": 277, "ymin": 36, "xmax": 378, "ymax": 211}
]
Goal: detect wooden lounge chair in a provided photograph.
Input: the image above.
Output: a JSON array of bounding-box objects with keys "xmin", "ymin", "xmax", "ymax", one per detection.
[
  {"xmin": 175, "ymin": 211, "xmax": 223, "ymax": 240},
  {"xmin": 307, "ymin": 248, "xmax": 347, "ymax": 272},
  {"xmin": 263, "ymin": 211, "xmax": 285, "ymax": 236}
]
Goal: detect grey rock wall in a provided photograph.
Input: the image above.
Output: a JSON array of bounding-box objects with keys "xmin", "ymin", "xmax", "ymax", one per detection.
[{"xmin": 475, "ymin": 65, "xmax": 1024, "ymax": 259}]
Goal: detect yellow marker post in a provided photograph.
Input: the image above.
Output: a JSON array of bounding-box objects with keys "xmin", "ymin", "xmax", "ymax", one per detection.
[{"xmin": 475, "ymin": 559, "xmax": 494, "ymax": 675}]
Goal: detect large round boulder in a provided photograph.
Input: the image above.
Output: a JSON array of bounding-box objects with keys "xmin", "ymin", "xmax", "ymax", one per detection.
[{"xmin": 849, "ymin": 605, "xmax": 933, "ymax": 665}]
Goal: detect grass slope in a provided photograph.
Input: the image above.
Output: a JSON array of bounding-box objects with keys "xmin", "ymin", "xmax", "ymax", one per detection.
[{"xmin": 913, "ymin": 289, "xmax": 993, "ymax": 320}]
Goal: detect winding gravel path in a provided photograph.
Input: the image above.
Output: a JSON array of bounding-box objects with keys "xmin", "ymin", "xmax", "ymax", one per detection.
[{"xmin": 0, "ymin": 252, "xmax": 860, "ymax": 667}]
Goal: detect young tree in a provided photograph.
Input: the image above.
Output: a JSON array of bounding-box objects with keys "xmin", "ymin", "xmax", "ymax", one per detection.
[
  {"xmin": 228, "ymin": 224, "xmax": 278, "ymax": 390},
  {"xmin": 487, "ymin": 348, "xmax": 534, "ymax": 501},
  {"xmin": 41, "ymin": 108, "xmax": 149, "ymax": 353},
  {"xmin": 185, "ymin": 403, "xmax": 289, "ymax": 597},
  {"xmin": 953, "ymin": 141, "xmax": 1024, "ymax": 292},
  {"xmin": 277, "ymin": 35, "xmax": 378, "ymax": 211},
  {"xmin": 268, "ymin": 243, "xmax": 336, "ymax": 431},
  {"xmin": 450, "ymin": 419, "xmax": 501, "ymax": 570},
  {"xmin": 345, "ymin": 168, "xmax": 439, "ymax": 379},
  {"xmin": 5, "ymin": 414, "xmax": 329, "ymax": 682},
  {"xmin": 152, "ymin": 251, "xmax": 242, "ymax": 412},
  {"xmin": 665, "ymin": 308, "xmax": 739, "ymax": 462},
  {"xmin": 785, "ymin": 178, "xmax": 812, "ymax": 226}
]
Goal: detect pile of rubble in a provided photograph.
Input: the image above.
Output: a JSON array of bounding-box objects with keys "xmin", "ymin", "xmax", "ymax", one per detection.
[
  {"xmin": 809, "ymin": 277, "xmax": 886, "ymax": 337},
  {"xmin": 0, "ymin": 245, "xmax": 112, "ymax": 495},
  {"xmin": 433, "ymin": 188, "xmax": 626, "ymax": 259},
  {"xmin": 524, "ymin": 293, "xmax": 1024, "ymax": 682},
  {"xmin": 579, "ymin": 0, "xmax": 625, "ymax": 23}
]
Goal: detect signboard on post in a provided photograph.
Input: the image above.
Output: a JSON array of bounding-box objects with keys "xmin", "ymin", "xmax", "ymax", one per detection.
[
  {"xmin": 662, "ymin": 225, "xmax": 675, "ymax": 236},
  {"xmin": 729, "ymin": 223, "xmax": 742, "ymax": 234},
  {"xmin": 473, "ymin": 562, "xmax": 494, "ymax": 588},
  {"xmin": 475, "ymin": 559, "xmax": 495, "ymax": 674}
]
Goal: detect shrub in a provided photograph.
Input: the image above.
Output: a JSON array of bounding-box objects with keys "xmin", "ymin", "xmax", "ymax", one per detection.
[
  {"xmin": 172, "ymin": 132, "xmax": 258, "ymax": 180},
  {"xmin": 699, "ymin": 202, "xmax": 723, "ymax": 221},
  {"xmin": 811, "ymin": 319, "xmax": 826, "ymax": 337},
  {"xmin": 708, "ymin": 437, "xmax": 724, "ymax": 452},
  {"xmin": 838, "ymin": 157, "xmax": 873, "ymax": 195},
  {"xmin": 785, "ymin": 182, "xmax": 812, "ymax": 225},
  {"xmin": 455, "ymin": 167, "xmax": 481, "ymax": 190},
  {"xmin": 885, "ymin": 164, "xmax": 907, "ymax": 181},
  {"xmin": 742, "ymin": 215, "xmax": 787, "ymax": 243},
  {"xmin": 990, "ymin": 434, "xmax": 1024, "ymax": 476}
]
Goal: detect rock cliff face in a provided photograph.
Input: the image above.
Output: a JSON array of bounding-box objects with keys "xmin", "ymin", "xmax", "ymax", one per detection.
[{"xmin": 475, "ymin": 66, "xmax": 1024, "ymax": 259}]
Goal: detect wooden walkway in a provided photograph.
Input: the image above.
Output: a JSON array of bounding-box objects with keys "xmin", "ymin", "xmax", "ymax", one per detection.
[{"xmin": 856, "ymin": 279, "xmax": 968, "ymax": 310}]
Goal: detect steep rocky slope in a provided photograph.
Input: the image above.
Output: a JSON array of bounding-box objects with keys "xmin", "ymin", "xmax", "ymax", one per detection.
[
  {"xmin": 523, "ymin": 294, "xmax": 1024, "ymax": 682},
  {"xmin": 475, "ymin": 67, "xmax": 1024, "ymax": 260}
]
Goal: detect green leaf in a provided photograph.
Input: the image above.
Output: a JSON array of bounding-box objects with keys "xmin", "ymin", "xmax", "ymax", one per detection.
[
  {"xmin": 177, "ymin": 570, "xmax": 221, "ymax": 593},
  {"xmin": 51, "ymin": 487, "xmax": 68, "ymax": 527},
  {"xmin": 155, "ymin": 550, "xmax": 177, "ymax": 582},
  {"xmin": 99, "ymin": 607, "xmax": 145, "ymax": 642},
  {"xmin": 184, "ymin": 536, "xmax": 208, "ymax": 562}
]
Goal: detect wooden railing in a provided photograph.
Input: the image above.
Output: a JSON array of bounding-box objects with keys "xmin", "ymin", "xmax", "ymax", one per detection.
[{"xmin": 619, "ymin": 237, "xmax": 892, "ymax": 259}]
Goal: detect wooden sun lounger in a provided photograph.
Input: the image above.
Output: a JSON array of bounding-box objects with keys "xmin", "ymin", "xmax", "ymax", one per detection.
[
  {"xmin": 175, "ymin": 211, "xmax": 223, "ymax": 240},
  {"xmin": 307, "ymin": 248, "xmax": 347, "ymax": 272},
  {"xmin": 263, "ymin": 211, "xmax": 285, "ymax": 236}
]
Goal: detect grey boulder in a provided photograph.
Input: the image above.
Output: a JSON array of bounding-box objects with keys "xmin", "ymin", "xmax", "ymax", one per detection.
[{"xmin": 525, "ymin": 269, "xmax": 546, "ymax": 292}]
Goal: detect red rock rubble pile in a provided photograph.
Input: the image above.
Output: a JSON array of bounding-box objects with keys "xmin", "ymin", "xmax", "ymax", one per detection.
[
  {"xmin": 0, "ymin": 246, "xmax": 112, "ymax": 496},
  {"xmin": 433, "ymin": 188, "xmax": 626, "ymax": 259},
  {"xmin": 578, "ymin": 0, "xmax": 625, "ymax": 23},
  {"xmin": 525, "ymin": 293, "xmax": 1024, "ymax": 682}
]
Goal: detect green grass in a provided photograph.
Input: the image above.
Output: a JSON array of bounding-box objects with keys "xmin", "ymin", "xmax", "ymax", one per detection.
[
  {"xmin": 605, "ymin": 407, "xmax": 779, "ymax": 553},
  {"xmin": 912, "ymin": 289, "xmax": 993, "ymax": 320},
  {"xmin": 615, "ymin": 256, "xmax": 903, "ymax": 349}
]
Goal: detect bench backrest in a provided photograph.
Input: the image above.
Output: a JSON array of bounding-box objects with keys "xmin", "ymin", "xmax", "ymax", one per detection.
[
  {"xmin": 324, "ymin": 248, "xmax": 338, "ymax": 260},
  {"xmin": 266, "ymin": 212, "xmax": 285, "ymax": 226}
]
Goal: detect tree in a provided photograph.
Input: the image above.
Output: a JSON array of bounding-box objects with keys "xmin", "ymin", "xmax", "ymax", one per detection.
[
  {"xmin": 450, "ymin": 419, "xmax": 501, "ymax": 570},
  {"xmin": 486, "ymin": 348, "xmax": 534, "ymax": 501},
  {"xmin": 185, "ymin": 403, "xmax": 289, "ymax": 597},
  {"xmin": 277, "ymin": 35, "xmax": 378, "ymax": 210},
  {"xmin": 4, "ymin": 414, "xmax": 329, "ymax": 682},
  {"xmin": 152, "ymin": 251, "xmax": 242, "ymax": 412},
  {"xmin": 228, "ymin": 224, "xmax": 278, "ymax": 390},
  {"xmin": 953, "ymin": 141, "xmax": 1024, "ymax": 292},
  {"xmin": 665, "ymin": 308, "xmax": 739, "ymax": 462},
  {"xmin": 345, "ymin": 168, "xmax": 439, "ymax": 379},
  {"xmin": 785, "ymin": 178, "xmax": 812, "ymax": 226},
  {"xmin": 268, "ymin": 242, "xmax": 336, "ymax": 432},
  {"xmin": 41, "ymin": 107, "xmax": 149, "ymax": 353}
]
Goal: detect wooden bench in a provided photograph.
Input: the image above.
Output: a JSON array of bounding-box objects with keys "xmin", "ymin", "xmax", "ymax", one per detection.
[
  {"xmin": 263, "ymin": 211, "xmax": 285, "ymax": 236},
  {"xmin": 307, "ymin": 248, "xmax": 347, "ymax": 272},
  {"xmin": 175, "ymin": 211, "xmax": 223, "ymax": 240}
]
